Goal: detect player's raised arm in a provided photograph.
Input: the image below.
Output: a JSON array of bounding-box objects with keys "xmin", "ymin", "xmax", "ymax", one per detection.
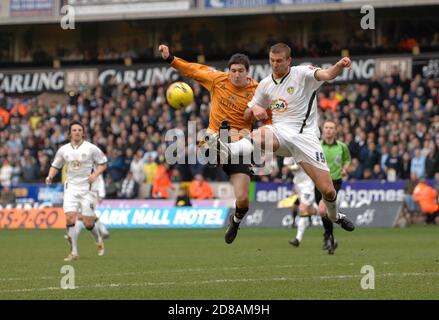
[
  {"xmin": 158, "ymin": 44, "xmax": 220, "ymax": 91},
  {"xmin": 315, "ymin": 57, "xmax": 352, "ymax": 81}
]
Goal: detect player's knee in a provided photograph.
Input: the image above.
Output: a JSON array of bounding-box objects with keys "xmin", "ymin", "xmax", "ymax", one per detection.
[
  {"xmin": 83, "ymin": 220, "xmax": 94, "ymax": 230},
  {"xmin": 321, "ymin": 186, "xmax": 336, "ymax": 201},
  {"xmin": 66, "ymin": 215, "xmax": 75, "ymax": 225},
  {"xmin": 299, "ymin": 203, "xmax": 308, "ymax": 213}
]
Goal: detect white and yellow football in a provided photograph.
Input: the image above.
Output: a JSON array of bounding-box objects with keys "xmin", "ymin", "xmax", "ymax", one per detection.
[{"xmin": 166, "ymin": 81, "xmax": 194, "ymax": 109}]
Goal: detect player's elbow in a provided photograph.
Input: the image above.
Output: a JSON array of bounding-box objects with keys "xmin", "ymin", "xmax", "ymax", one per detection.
[{"xmin": 317, "ymin": 71, "xmax": 332, "ymax": 81}]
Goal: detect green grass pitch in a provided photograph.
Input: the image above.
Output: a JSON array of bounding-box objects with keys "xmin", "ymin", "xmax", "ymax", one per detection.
[{"xmin": 0, "ymin": 226, "xmax": 438, "ymax": 299}]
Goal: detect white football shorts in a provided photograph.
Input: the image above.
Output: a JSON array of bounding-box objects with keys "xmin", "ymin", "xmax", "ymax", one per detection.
[
  {"xmin": 63, "ymin": 189, "xmax": 98, "ymax": 217},
  {"xmin": 264, "ymin": 124, "xmax": 330, "ymax": 172}
]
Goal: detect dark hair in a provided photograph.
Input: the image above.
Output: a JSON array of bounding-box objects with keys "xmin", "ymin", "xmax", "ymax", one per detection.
[
  {"xmin": 68, "ymin": 120, "xmax": 84, "ymax": 134},
  {"xmin": 269, "ymin": 43, "xmax": 291, "ymax": 58},
  {"xmin": 228, "ymin": 53, "xmax": 250, "ymax": 71}
]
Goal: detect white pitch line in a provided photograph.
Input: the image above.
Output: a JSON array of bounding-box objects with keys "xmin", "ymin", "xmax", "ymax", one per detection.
[
  {"xmin": 0, "ymin": 262, "xmax": 395, "ymax": 282},
  {"xmin": 1, "ymin": 272, "xmax": 439, "ymax": 294}
]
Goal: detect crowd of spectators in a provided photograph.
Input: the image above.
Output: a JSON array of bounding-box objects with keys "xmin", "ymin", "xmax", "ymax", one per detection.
[{"xmin": 0, "ymin": 63, "xmax": 438, "ymax": 200}]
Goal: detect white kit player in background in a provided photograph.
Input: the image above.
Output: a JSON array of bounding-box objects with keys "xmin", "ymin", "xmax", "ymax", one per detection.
[
  {"xmin": 211, "ymin": 43, "xmax": 355, "ymax": 237},
  {"xmin": 45, "ymin": 121, "xmax": 108, "ymax": 261},
  {"xmin": 285, "ymin": 158, "xmax": 318, "ymax": 247},
  {"xmin": 73, "ymin": 174, "xmax": 110, "ymax": 239}
]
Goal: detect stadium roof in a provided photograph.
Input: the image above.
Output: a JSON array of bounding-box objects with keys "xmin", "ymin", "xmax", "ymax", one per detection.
[{"xmin": 0, "ymin": 0, "xmax": 438, "ymax": 25}]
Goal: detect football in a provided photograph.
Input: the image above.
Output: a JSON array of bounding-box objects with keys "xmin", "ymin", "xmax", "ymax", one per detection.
[{"xmin": 166, "ymin": 81, "xmax": 194, "ymax": 109}]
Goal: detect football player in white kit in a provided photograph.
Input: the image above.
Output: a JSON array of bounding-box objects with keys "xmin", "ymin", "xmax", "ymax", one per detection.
[
  {"xmin": 210, "ymin": 43, "xmax": 355, "ymax": 242},
  {"xmin": 285, "ymin": 159, "xmax": 318, "ymax": 247},
  {"xmin": 46, "ymin": 121, "xmax": 108, "ymax": 261}
]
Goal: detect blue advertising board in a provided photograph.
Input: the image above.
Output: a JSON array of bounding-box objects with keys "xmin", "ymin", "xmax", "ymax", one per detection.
[
  {"xmin": 253, "ymin": 180, "xmax": 415, "ymax": 206},
  {"xmin": 204, "ymin": 0, "xmax": 339, "ymax": 8},
  {"xmin": 95, "ymin": 207, "xmax": 230, "ymax": 228},
  {"xmin": 8, "ymin": 184, "xmax": 64, "ymax": 205},
  {"xmin": 10, "ymin": 0, "xmax": 54, "ymax": 17}
]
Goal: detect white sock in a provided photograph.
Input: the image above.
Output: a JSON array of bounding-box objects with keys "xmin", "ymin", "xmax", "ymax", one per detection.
[
  {"xmin": 89, "ymin": 223, "xmax": 102, "ymax": 243},
  {"xmin": 296, "ymin": 216, "xmax": 309, "ymax": 242},
  {"xmin": 323, "ymin": 196, "xmax": 339, "ymax": 222},
  {"xmin": 74, "ymin": 221, "xmax": 83, "ymax": 236},
  {"xmin": 96, "ymin": 220, "xmax": 109, "ymax": 237},
  {"xmin": 229, "ymin": 138, "xmax": 254, "ymax": 157},
  {"xmin": 67, "ymin": 226, "xmax": 79, "ymax": 256}
]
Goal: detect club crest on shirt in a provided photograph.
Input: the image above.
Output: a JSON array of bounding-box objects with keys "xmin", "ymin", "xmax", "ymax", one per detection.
[
  {"xmin": 287, "ymin": 87, "xmax": 295, "ymax": 95},
  {"xmin": 270, "ymin": 98, "xmax": 288, "ymax": 113}
]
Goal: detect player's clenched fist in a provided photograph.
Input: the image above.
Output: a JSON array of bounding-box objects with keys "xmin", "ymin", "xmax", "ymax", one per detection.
[
  {"xmin": 251, "ymin": 105, "xmax": 268, "ymax": 121},
  {"xmin": 45, "ymin": 176, "xmax": 53, "ymax": 185},
  {"xmin": 336, "ymin": 57, "xmax": 352, "ymax": 69},
  {"xmin": 158, "ymin": 44, "xmax": 170, "ymax": 60}
]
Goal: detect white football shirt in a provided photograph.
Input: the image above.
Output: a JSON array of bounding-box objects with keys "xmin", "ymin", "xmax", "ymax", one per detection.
[
  {"xmin": 51, "ymin": 140, "xmax": 108, "ymax": 191},
  {"xmin": 248, "ymin": 66, "xmax": 323, "ymax": 135}
]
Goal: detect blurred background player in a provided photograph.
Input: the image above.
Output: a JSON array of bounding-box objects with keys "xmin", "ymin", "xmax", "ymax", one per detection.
[
  {"xmin": 46, "ymin": 121, "xmax": 108, "ymax": 261},
  {"xmin": 286, "ymin": 159, "xmax": 318, "ymax": 247},
  {"xmin": 316, "ymin": 120, "xmax": 351, "ymax": 254},
  {"xmin": 175, "ymin": 187, "xmax": 192, "ymax": 207},
  {"xmin": 159, "ymin": 44, "xmax": 261, "ymax": 244}
]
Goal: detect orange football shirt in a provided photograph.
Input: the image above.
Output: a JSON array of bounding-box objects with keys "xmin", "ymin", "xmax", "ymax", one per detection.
[{"xmin": 171, "ymin": 57, "xmax": 266, "ymax": 140}]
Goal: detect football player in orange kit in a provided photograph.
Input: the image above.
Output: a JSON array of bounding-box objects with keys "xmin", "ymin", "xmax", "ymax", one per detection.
[{"xmin": 159, "ymin": 44, "xmax": 267, "ymax": 244}]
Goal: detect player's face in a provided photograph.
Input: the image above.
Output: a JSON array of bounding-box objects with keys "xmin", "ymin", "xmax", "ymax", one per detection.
[
  {"xmin": 228, "ymin": 64, "xmax": 248, "ymax": 87},
  {"xmin": 70, "ymin": 124, "xmax": 84, "ymax": 143},
  {"xmin": 269, "ymin": 52, "xmax": 291, "ymax": 78},
  {"xmin": 323, "ymin": 122, "xmax": 336, "ymax": 139}
]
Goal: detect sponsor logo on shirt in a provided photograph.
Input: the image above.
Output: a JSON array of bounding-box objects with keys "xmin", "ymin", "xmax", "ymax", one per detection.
[
  {"xmin": 70, "ymin": 160, "xmax": 82, "ymax": 171},
  {"xmin": 270, "ymin": 98, "xmax": 288, "ymax": 113}
]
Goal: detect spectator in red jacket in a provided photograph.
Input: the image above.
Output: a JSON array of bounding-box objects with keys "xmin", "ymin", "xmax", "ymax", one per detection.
[
  {"xmin": 412, "ymin": 178, "xmax": 439, "ymax": 224},
  {"xmin": 189, "ymin": 174, "xmax": 213, "ymax": 199}
]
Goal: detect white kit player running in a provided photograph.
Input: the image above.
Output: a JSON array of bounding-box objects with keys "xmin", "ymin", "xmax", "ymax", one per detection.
[
  {"xmin": 286, "ymin": 159, "xmax": 318, "ymax": 247},
  {"xmin": 46, "ymin": 121, "xmax": 108, "ymax": 261},
  {"xmin": 210, "ymin": 43, "xmax": 355, "ymax": 237}
]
